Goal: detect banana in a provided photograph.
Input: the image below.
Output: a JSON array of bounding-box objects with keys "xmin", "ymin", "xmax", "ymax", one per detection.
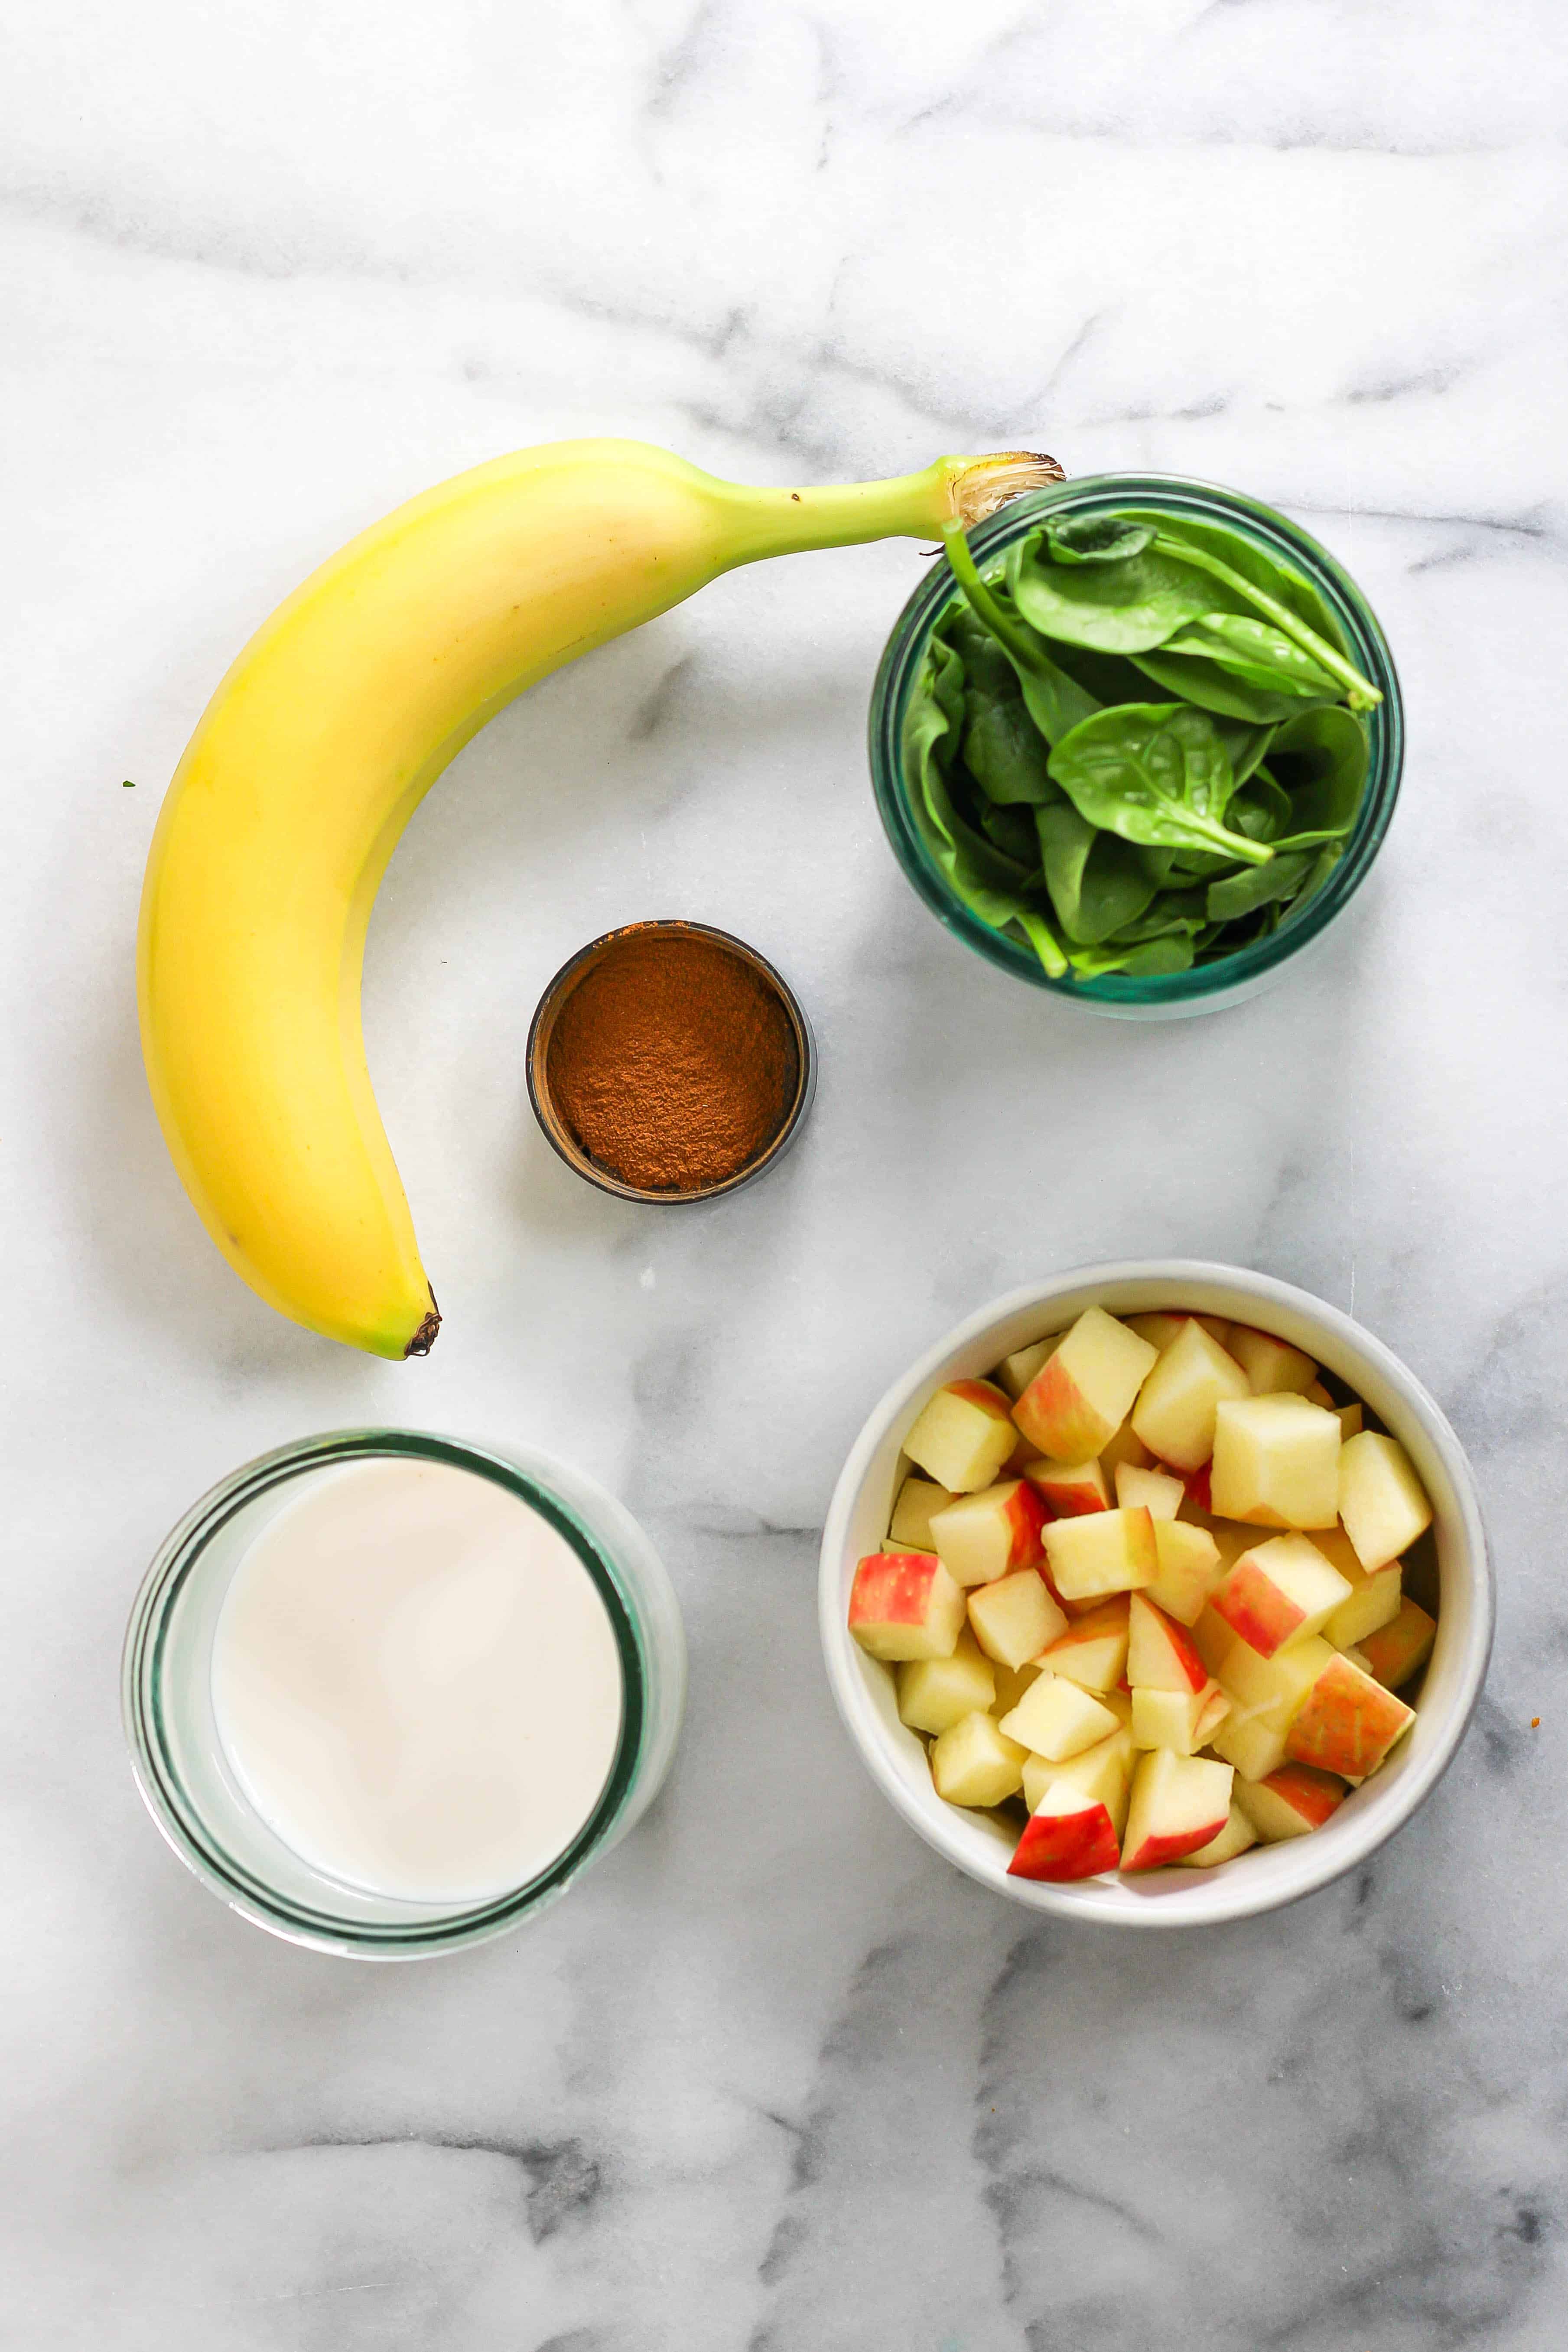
[{"xmin": 138, "ymin": 439, "xmax": 1062, "ymax": 1357}]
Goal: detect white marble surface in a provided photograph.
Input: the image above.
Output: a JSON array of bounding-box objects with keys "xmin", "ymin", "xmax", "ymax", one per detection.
[{"xmin": 5, "ymin": 3, "xmax": 1568, "ymax": 2343}]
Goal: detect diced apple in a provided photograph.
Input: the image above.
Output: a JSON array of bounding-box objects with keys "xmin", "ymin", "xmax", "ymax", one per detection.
[
  {"xmin": 1130, "ymin": 1679, "xmax": 1229, "ymax": 1756},
  {"xmin": 903, "ymin": 1379, "xmax": 1018, "ymax": 1493},
  {"xmin": 1212, "ymin": 1533, "xmax": 1354, "ymax": 1659},
  {"xmin": 1210, "ymin": 1394, "xmax": 1342, "ymax": 1528},
  {"xmin": 1177, "ymin": 1801, "xmax": 1258, "ymax": 1867},
  {"xmin": 999, "ymin": 1671, "xmax": 1119, "ymax": 1762},
  {"xmin": 1131, "ymin": 1320, "xmax": 1251, "ymax": 1473},
  {"xmin": 1285, "ymin": 1653, "xmax": 1416, "ymax": 1778},
  {"xmin": 990, "ymin": 1658, "xmax": 1043, "ymax": 1719},
  {"xmin": 1037, "ymin": 1597, "xmax": 1130, "ymax": 1694},
  {"xmin": 848, "ymin": 1552, "xmax": 966, "ymax": 1662},
  {"xmin": 929, "ymin": 1478, "xmax": 1050, "ymax": 1588},
  {"xmin": 930, "ymin": 1709, "xmax": 1027, "ymax": 1807},
  {"xmin": 1210, "ymin": 1634, "xmax": 1337, "ymax": 1781},
  {"xmin": 1127, "ymin": 1592, "xmax": 1210, "ymax": 1693},
  {"xmin": 1235, "ymin": 1762, "xmax": 1347, "ymax": 1841},
  {"xmin": 1008, "ymin": 1781, "xmax": 1121, "ymax": 1880},
  {"xmin": 1208, "ymin": 1706, "xmax": 1291, "ymax": 1783},
  {"xmin": 994, "ymin": 1337, "xmax": 1060, "ymax": 1400},
  {"xmin": 1023, "ymin": 1456, "xmax": 1110, "ymax": 1519},
  {"xmin": 1125, "ymin": 1312, "xmax": 1191, "ymax": 1352},
  {"xmin": 967, "ymin": 1569, "xmax": 1067, "ymax": 1671},
  {"xmin": 1099, "ymin": 1418, "xmax": 1153, "ymax": 1477},
  {"xmin": 1043, "ymin": 1506, "xmax": 1158, "ymax": 1601},
  {"xmin": 1122, "ymin": 1750, "xmax": 1234, "ymax": 1871},
  {"xmin": 1338, "ymin": 1431, "xmax": 1434, "ymax": 1570},
  {"xmin": 1226, "ymin": 1325, "xmax": 1319, "ymax": 1397},
  {"xmin": 896, "ymin": 1631, "xmax": 996, "ymax": 1735},
  {"xmin": 1021, "ymin": 1723, "xmax": 1135, "ymax": 1825},
  {"xmin": 1013, "ymin": 1308, "xmax": 1158, "ymax": 1461},
  {"xmin": 1146, "ymin": 1518, "xmax": 1224, "ymax": 1626},
  {"xmin": 1115, "ymin": 1462, "xmax": 1185, "ymax": 1521},
  {"xmin": 1356, "ymin": 1596, "xmax": 1437, "ymax": 1691},
  {"xmin": 888, "ymin": 1474, "xmax": 953, "ymax": 1552},
  {"xmin": 1325, "ymin": 1558, "xmax": 1402, "ymax": 1651}
]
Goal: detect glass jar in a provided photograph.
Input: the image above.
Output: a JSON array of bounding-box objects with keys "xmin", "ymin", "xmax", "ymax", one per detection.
[
  {"xmin": 869, "ymin": 472, "xmax": 1403, "ymax": 1018},
  {"xmin": 121, "ymin": 1429, "xmax": 686, "ymax": 1959}
]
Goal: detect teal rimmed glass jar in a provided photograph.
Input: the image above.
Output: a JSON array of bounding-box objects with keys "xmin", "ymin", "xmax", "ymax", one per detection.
[
  {"xmin": 869, "ymin": 473, "xmax": 1403, "ymax": 1017},
  {"xmin": 122, "ymin": 1429, "xmax": 686, "ymax": 1959}
]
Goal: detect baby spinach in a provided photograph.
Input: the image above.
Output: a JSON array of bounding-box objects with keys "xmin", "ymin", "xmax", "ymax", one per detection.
[{"xmin": 900, "ymin": 500, "xmax": 1379, "ymax": 986}]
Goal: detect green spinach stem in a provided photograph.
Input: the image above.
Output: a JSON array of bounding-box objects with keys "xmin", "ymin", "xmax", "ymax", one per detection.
[
  {"xmin": 942, "ymin": 524, "xmax": 1055, "ymax": 678},
  {"xmin": 1150, "ymin": 533, "xmax": 1381, "ymax": 709}
]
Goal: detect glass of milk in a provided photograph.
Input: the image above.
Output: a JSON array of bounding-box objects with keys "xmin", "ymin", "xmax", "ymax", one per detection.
[{"xmin": 122, "ymin": 1430, "xmax": 686, "ymax": 1958}]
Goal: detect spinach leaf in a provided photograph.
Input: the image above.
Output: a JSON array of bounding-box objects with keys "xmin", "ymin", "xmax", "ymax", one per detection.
[
  {"xmin": 1121, "ymin": 510, "xmax": 1347, "ymax": 650},
  {"xmin": 1043, "ymin": 515, "xmax": 1157, "ymax": 566},
  {"xmin": 979, "ymin": 799, "xmax": 1044, "ymax": 867},
  {"xmin": 1158, "ymin": 613, "xmax": 1340, "ymax": 699},
  {"xmin": 1048, "ymin": 704, "xmax": 1274, "ymax": 866},
  {"xmin": 1265, "ymin": 705, "xmax": 1368, "ymax": 843},
  {"xmin": 1228, "ymin": 771, "xmax": 1293, "ymax": 842},
  {"xmin": 1068, "ymin": 934, "xmax": 1197, "ymax": 979},
  {"xmin": 944, "ymin": 528, "xmax": 1100, "ymax": 743},
  {"xmin": 1207, "ymin": 851, "xmax": 1314, "ymax": 924},
  {"xmin": 1131, "ymin": 646, "xmax": 1314, "ymax": 725},
  {"xmin": 1009, "ymin": 533, "xmax": 1225, "ymax": 654},
  {"xmin": 1030, "ymin": 629, "xmax": 1154, "ymax": 712},
  {"xmin": 1037, "ymin": 803, "xmax": 1160, "ymax": 944},
  {"xmin": 1213, "ymin": 716, "xmax": 1275, "ymax": 786},
  {"xmin": 1139, "ymin": 524, "xmax": 1378, "ymax": 709},
  {"xmin": 962, "ymin": 691, "xmax": 1056, "ymax": 804}
]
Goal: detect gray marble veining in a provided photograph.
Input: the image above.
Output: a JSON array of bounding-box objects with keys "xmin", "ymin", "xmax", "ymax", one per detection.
[{"xmin": 5, "ymin": 3, "xmax": 1568, "ymax": 2344}]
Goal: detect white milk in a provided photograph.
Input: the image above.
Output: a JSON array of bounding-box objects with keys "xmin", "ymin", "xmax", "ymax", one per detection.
[{"xmin": 211, "ymin": 1456, "xmax": 624, "ymax": 1904}]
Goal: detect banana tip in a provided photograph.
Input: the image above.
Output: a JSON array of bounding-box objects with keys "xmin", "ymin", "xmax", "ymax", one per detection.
[{"xmin": 404, "ymin": 1291, "xmax": 442, "ymax": 1357}]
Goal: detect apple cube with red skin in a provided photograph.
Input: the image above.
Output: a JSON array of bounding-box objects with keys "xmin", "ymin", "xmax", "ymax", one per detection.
[
  {"xmin": 1037, "ymin": 1597, "xmax": 1130, "ymax": 1694},
  {"xmin": 849, "ymin": 1552, "xmax": 966, "ymax": 1662},
  {"xmin": 1043, "ymin": 1506, "xmax": 1158, "ymax": 1601},
  {"xmin": 1146, "ymin": 1518, "xmax": 1224, "ymax": 1626},
  {"xmin": 1356, "ymin": 1596, "xmax": 1437, "ymax": 1690},
  {"xmin": 1009, "ymin": 1780, "xmax": 1121, "ymax": 1880},
  {"xmin": 1122, "ymin": 1750, "xmax": 1234, "ymax": 1871},
  {"xmin": 888, "ymin": 1474, "xmax": 953, "ymax": 1553},
  {"xmin": 929, "ymin": 1478, "xmax": 1050, "ymax": 1588},
  {"xmin": 994, "ymin": 1337, "xmax": 1060, "ymax": 1400},
  {"xmin": 1115, "ymin": 1462, "xmax": 1185, "ymax": 1521},
  {"xmin": 1286, "ymin": 1652, "xmax": 1415, "ymax": 1778},
  {"xmin": 1235, "ymin": 1762, "xmax": 1346, "ymax": 1842},
  {"xmin": 1023, "ymin": 1455, "xmax": 1110, "ymax": 1520},
  {"xmin": 1176, "ymin": 1801, "xmax": 1258, "ymax": 1867},
  {"xmin": 1338, "ymin": 1431, "xmax": 1434, "ymax": 1570},
  {"xmin": 1210, "ymin": 1395, "xmax": 1342, "ymax": 1529},
  {"xmin": 1127, "ymin": 1593, "xmax": 1210, "ymax": 1693},
  {"xmin": 903, "ymin": 1379, "xmax": 1018, "ymax": 1494},
  {"xmin": 967, "ymin": 1569, "xmax": 1067, "ymax": 1671},
  {"xmin": 1212, "ymin": 1533, "xmax": 1353, "ymax": 1659},
  {"xmin": 1013, "ymin": 1308, "xmax": 1158, "ymax": 1462},
  {"xmin": 1022, "ymin": 1720, "xmax": 1136, "ymax": 1814},
  {"xmin": 1000, "ymin": 1670, "xmax": 1121, "ymax": 1762},
  {"xmin": 1130, "ymin": 1679, "xmax": 1230, "ymax": 1756},
  {"xmin": 930, "ymin": 1709, "xmax": 1027, "ymax": 1807},
  {"xmin": 1226, "ymin": 1325, "xmax": 1319, "ymax": 1398},
  {"xmin": 1212, "ymin": 1633, "xmax": 1337, "ymax": 1780},
  {"xmin": 896, "ymin": 1631, "xmax": 996, "ymax": 1735},
  {"xmin": 1131, "ymin": 1320, "xmax": 1251, "ymax": 1473}
]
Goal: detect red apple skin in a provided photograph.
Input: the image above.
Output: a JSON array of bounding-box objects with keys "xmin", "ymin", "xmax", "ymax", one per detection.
[
  {"xmin": 950, "ymin": 1378, "xmax": 1015, "ymax": 1424},
  {"xmin": 848, "ymin": 1552, "xmax": 942, "ymax": 1633},
  {"xmin": 1212, "ymin": 1558, "xmax": 1307, "ymax": 1658},
  {"xmin": 1009, "ymin": 1803, "xmax": 1120, "ymax": 1881},
  {"xmin": 1002, "ymin": 1480, "xmax": 1052, "ymax": 1570},
  {"xmin": 1184, "ymin": 1463, "xmax": 1213, "ymax": 1515},
  {"xmin": 1025, "ymin": 1466, "xmax": 1108, "ymax": 1520},
  {"xmin": 1122, "ymin": 1815, "xmax": 1229, "ymax": 1872},
  {"xmin": 1259, "ymin": 1763, "xmax": 1345, "ymax": 1831},
  {"xmin": 1285, "ymin": 1660, "xmax": 1414, "ymax": 1778}
]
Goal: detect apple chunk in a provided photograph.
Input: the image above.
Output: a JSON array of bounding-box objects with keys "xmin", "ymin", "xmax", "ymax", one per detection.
[
  {"xmin": 849, "ymin": 1552, "xmax": 966, "ymax": 1662},
  {"xmin": 1130, "ymin": 1679, "xmax": 1230, "ymax": 1756},
  {"xmin": 1210, "ymin": 1633, "xmax": 1337, "ymax": 1781},
  {"xmin": 1324, "ymin": 1558, "xmax": 1402, "ymax": 1652},
  {"xmin": 1338, "ymin": 1431, "xmax": 1434, "ymax": 1569},
  {"xmin": 967, "ymin": 1569, "xmax": 1067, "ymax": 1671},
  {"xmin": 1234, "ymin": 1762, "xmax": 1346, "ymax": 1841},
  {"xmin": 1285, "ymin": 1653, "xmax": 1415, "ymax": 1778},
  {"xmin": 1115, "ymin": 1462, "xmax": 1185, "ymax": 1521},
  {"xmin": 1212, "ymin": 1533, "xmax": 1353, "ymax": 1659},
  {"xmin": 1037, "ymin": 1597, "xmax": 1130, "ymax": 1694},
  {"xmin": 888, "ymin": 1474, "xmax": 953, "ymax": 1552},
  {"xmin": 1122, "ymin": 1750, "xmax": 1234, "ymax": 1871},
  {"xmin": 1177, "ymin": 1801, "xmax": 1258, "ymax": 1867},
  {"xmin": 1127, "ymin": 1592, "xmax": 1210, "ymax": 1692},
  {"xmin": 1013, "ymin": 1308, "xmax": 1158, "ymax": 1462},
  {"xmin": 994, "ymin": 1337, "xmax": 1060, "ymax": 1400},
  {"xmin": 930, "ymin": 1478, "xmax": 1050, "ymax": 1587},
  {"xmin": 1356, "ymin": 1596, "xmax": 1437, "ymax": 1690},
  {"xmin": 1021, "ymin": 1722, "xmax": 1135, "ymax": 1814},
  {"xmin": 903, "ymin": 1379, "xmax": 1017, "ymax": 1493},
  {"xmin": 897, "ymin": 1631, "xmax": 995, "ymax": 1735},
  {"xmin": 1210, "ymin": 1394, "xmax": 1342, "ymax": 1529},
  {"xmin": 1023, "ymin": 1456, "xmax": 1110, "ymax": 1519},
  {"xmin": 1043, "ymin": 1506, "xmax": 1158, "ymax": 1601},
  {"xmin": 1226, "ymin": 1325, "xmax": 1318, "ymax": 1397},
  {"xmin": 930, "ymin": 1709, "xmax": 1027, "ymax": 1807},
  {"xmin": 1146, "ymin": 1517, "xmax": 1224, "ymax": 1626},
  {"xmin": 999, "ymin": 1671, "xmax": 1120, "ymax": 1762},
  {"xmin": 1131, "ymin": 1320, "xmax": 1251, "ymax": 1472},
  {"xmin": 1009, "ymin": 1780, "xmax": 1121, "ymax": 1880}
]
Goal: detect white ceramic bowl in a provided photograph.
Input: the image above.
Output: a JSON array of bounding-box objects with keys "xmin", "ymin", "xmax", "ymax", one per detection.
[{"xmin": 819, "ymin": 1262, "xmax": 1492, "ymax": 1927}]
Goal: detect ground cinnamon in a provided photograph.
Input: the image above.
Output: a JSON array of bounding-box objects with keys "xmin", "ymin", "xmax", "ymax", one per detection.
[{"xmin": 546, "ymin": 930, "xmax": 800, "ymax": 1193}]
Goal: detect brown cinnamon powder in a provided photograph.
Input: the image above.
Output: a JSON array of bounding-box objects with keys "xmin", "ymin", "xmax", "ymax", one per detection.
[{"xmin": 546, "ymin": 931, "xmax": 800, "ymax": 1193}]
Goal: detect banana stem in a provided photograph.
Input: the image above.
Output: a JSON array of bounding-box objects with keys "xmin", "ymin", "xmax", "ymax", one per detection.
[{"xmin": 711, "ymin": 451, "xmax": 1064, "ymax": 568}]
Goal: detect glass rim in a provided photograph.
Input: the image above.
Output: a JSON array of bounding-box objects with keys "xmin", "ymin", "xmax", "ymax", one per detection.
[
  {"xmin": 869, "ymin": 470, "xmax": 1405, "ymax": 1004},
  {"xmin": 121, "ymin": 1427, "xmax": 648, "ymax": 1958}
]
